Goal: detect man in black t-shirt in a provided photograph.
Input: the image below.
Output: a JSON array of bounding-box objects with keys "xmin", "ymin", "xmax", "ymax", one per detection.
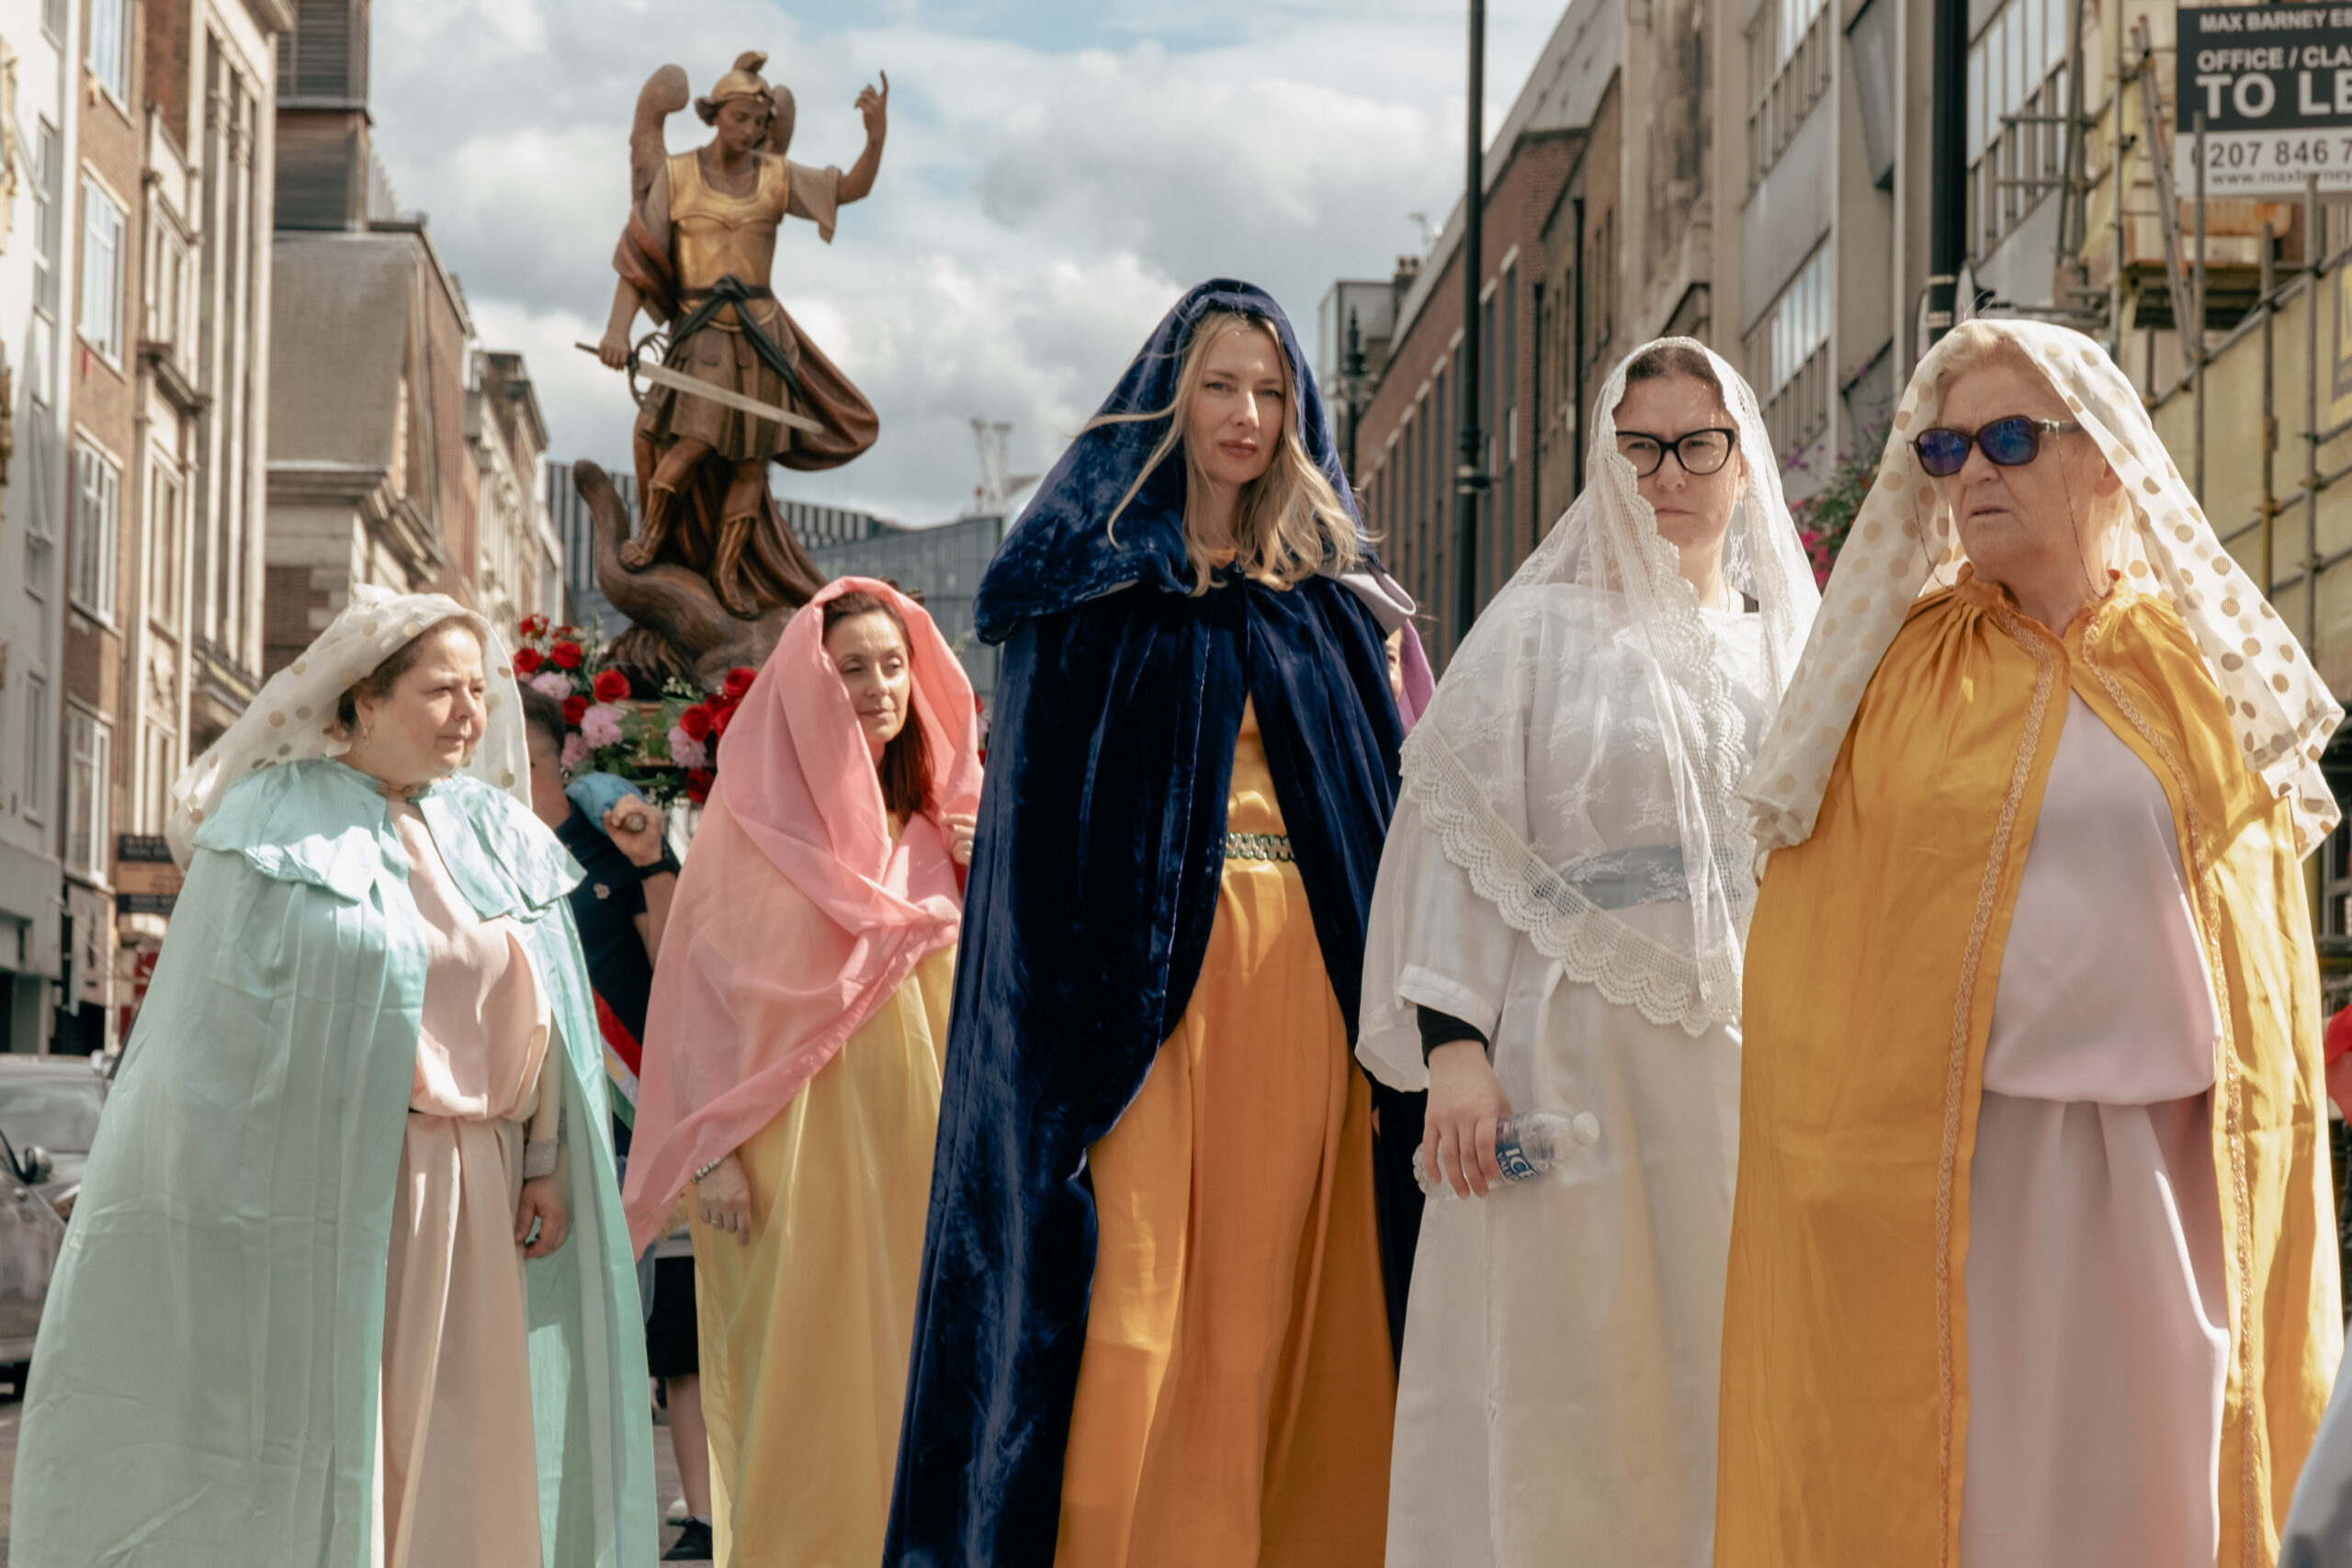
[{"xmin": 523, "ymin": 689, "xmax": 711, "ymax": 1562}]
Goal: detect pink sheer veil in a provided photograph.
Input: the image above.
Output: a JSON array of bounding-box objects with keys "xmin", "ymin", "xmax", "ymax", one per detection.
[{"xmin": 621, "ymin": 577, "xmax": 984, "ymax": 1251}]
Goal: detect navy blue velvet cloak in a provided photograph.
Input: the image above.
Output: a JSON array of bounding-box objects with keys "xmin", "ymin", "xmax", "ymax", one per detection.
[{"xmin": 884, "ymin": 282, "xmax": 1415, "ymax": 1565}]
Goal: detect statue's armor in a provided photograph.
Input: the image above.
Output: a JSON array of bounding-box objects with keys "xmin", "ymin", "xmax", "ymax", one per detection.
[{"xmin": 667, "ymin": 150, "xmax": 789, "ymax": 329}]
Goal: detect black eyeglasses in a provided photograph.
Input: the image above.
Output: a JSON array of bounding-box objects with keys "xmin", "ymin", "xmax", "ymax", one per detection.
[
  {"xmin": 1912, "ymin": 414, "xmax": 2082, "ymax": 478},
  {"xmin": 1616, "ymin": 427, "xmax": 1738, "ymax": 478}
]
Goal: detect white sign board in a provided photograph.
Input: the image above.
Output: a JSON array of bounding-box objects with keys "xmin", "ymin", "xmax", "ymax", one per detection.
[{"xmin": 2178, "ymin": 3, "xmax": 2352, "ymax": 196}]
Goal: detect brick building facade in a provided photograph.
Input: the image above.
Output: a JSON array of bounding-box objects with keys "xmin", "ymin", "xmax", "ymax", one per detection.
[{"xmin": 1351, "ymin": 125, "xmax": 1577, "ymax": 664}]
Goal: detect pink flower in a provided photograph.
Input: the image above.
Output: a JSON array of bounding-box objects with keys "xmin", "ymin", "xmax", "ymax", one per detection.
[
  {"xmin": 580, "ymin": 704, "xmax": 625, "ymax": 750},
  {"xmin": 560, "ymin": 733, "xmax": 590, "ymax": 770},
  {"xmin": 530, "ymin": 671, "xmax": 571, "ymax": 699},
  {"xmin": 667, "ymin": 727, "xmax": 710, "ymax": 771}
]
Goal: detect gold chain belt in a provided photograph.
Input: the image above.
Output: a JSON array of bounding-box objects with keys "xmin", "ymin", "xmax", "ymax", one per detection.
[{"xmin": 1223, "ymin": 831, "xmax": 1295, "ymax": 863}]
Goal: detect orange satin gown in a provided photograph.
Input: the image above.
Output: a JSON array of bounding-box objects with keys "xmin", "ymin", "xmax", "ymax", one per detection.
[{"xmin": 1055, "ymin": 701, "xmax": 1396, "ymax": 1568}]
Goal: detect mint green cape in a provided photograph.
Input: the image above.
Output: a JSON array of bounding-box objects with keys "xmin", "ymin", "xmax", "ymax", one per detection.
[{"xmin": 10, "ymin": 760, "xmax": 656, "ymax": 1566}]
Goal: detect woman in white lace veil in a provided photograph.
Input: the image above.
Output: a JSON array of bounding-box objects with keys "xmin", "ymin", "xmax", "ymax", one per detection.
[{"xmin": 1358, "ymin": 338, "xmax": 1816, "ymax": 1567}]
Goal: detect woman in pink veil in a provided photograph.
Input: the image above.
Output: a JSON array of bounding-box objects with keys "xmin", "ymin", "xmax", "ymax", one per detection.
[{"xmin": 623, "ymin": 577, "xmax": 982, "ymax": 1566}]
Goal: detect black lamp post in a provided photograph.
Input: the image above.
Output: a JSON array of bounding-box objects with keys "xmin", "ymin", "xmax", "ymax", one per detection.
[
  {"xmin": 1453, "ymin": 0, "xmax": 1490, "ymax": 649},
  {"xmin": 1926, "ymin": 0, "xmax": 1969, "ymax": 346}
]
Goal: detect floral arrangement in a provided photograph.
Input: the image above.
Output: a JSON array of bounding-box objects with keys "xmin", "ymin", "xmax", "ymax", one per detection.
[
  {"xmin": 1783, "ymin": 420, "xmax": 1886, "ymax": 587},
  {"xmin": 511, "ymin": 615, "xmax": 757, "ymax": 806}
]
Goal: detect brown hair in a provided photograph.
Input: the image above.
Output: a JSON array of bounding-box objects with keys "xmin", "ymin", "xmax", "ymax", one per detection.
[
  {"xmin": 335, "ymin": 616, "xmax": 483, "ymax": 732},
  {"xmin": 822, "ymin": 591, "xmax": 934, "ymax": 819},
  {"xmin": 519, "ymin": 685, "xmax": 568, "ymax": 754},
  {"xmin": 1622, "ymin": 342, "xmax": 1728, "ymax": 406}
]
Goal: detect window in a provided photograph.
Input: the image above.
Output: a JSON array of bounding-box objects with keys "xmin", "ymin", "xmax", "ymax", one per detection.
[
  {"xmin": 1752, "ymin": 0, "xmax": 1836, "ymax": 184},
  {"xmin": 147, "ymin": 216, "xmax": 190, "ymax": 363},
  {"xmin": 138, "ymin": 717, "xmax": 175, "ymax": 834},
  {"xmin": 1756, "ymin": 246, "xmax": 1835, "ymax": 457},
  {"xmin": 63, "ymin": 707, "xmax": 108, "ymax": 881},
  {"xmin": 86, "ymin": 0, "xmax": 130, "ymax": 106},
  {"xmin": 1770, "ymin": 247, "xmax": 1833, "ymax": 394},
  {"xmin": 1966, "ymin": 0, "xmax": 2070, "ymax": 254},
  {"xmin": 42, "ymin": 0, "xmax": 63, "ymax": 43},
  {"xmin": 70, "ymin": 441, "xmax": 119, "ymax": 620},
  {"xmin": 32, "ymin": 120, "xmax": 57, "ymax": 319},
  {"xmin": 146, "ymin": 462, "xmax": 182, "ymax": 633},
  {"xmin": 22, "ymin": 675, "xmax": 46, "ymax": 821},
  {"xmin": 80, "ymin": 177, "xmax": 126, "ymax": 363}
]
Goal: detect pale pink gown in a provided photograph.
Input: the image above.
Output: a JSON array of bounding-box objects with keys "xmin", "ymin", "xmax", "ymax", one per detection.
[
  {"xmin": 374, "ymin": 801, "xmax": 560, "ymax": 1568},
  {"xmin": 1959, "ymin": 693, "xmax": 2230, "ymax": 1567}
]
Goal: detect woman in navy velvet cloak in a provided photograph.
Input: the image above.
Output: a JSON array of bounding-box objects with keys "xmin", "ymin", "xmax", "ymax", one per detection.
[{"xmin": 886, "ymin": 281, "xmax": 1421, "ymax": 1567}]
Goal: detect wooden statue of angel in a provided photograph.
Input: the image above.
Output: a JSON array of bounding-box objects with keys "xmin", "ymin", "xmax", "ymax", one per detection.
[{"xmin": 594, "ymin": 51, "xmax": 887, "ymax": 633}]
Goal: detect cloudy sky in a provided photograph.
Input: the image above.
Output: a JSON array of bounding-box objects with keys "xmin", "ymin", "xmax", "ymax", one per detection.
[{"xmin": 372, "ymin": 1, "xmax": 1560, "ymax": 527}]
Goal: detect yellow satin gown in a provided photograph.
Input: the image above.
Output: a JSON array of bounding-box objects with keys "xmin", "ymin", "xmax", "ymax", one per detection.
[
  {"xmin": 691, "ymin": 944, "xmax": 956, "ymax": 1568},
  {"xmin": 1056, "ymin": 700, "xmax": 1397, "ymax": 1568},
  {"xmin": 1715, "ymin": 577, "xmax": 2340, "ymax": 1568}
]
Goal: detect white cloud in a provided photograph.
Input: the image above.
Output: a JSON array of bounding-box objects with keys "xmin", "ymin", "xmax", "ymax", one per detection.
[{"xmin": 370, "ymin": 0, "xmax": 1562, "ymax": 525}]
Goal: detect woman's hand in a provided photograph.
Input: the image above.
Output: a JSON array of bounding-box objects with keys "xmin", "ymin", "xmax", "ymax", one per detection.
[
  {"xmin": 603, "ymin": 795, "xmax": 668, "ymax": 867},
  {"xmin": 696, "ymin": 1153, "xmax": 753, "ymax": 1245},
  {"xmin": 1423, "ymin": 1039, "xmax": 1513, "ymax": 1199},
  {"xmin": 515, "ymin": 1176, "xmax": 570, "ymax": 1258},
  {"xmin": 944, "ymin": 811, "xmax": 977, "ymax": 867},
  {"xmin": 596, "ymin": 327, "xmax": 632, "ymax": 371}
]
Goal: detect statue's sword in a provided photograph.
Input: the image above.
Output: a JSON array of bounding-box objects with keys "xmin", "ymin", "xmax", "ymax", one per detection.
[{"xmin": 574, "ymin": 341, "xmax": 822, "ymax": 435}]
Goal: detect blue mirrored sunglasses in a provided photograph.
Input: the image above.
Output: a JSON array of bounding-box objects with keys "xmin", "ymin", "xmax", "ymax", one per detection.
[{"xmin": 1912, "ymin": 414, "xmax": 2082, "ymax": 478}]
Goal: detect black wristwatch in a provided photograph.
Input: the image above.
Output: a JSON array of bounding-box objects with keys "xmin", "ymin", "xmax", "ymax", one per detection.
[{"xmin": 631, "ymin": 848, "xmax": 683, "ymax": 882}]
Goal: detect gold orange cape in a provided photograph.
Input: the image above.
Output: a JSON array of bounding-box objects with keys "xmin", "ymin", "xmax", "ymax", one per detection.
[{"xmin": 1716, "ymin": 572, "xmax": 2342, "ymax": 1568}]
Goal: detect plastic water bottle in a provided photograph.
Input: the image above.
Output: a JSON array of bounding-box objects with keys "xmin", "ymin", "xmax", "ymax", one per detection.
[{"xmin": 1412, "ymin": 1111, "xmax": 1600, "ymax": 1199}]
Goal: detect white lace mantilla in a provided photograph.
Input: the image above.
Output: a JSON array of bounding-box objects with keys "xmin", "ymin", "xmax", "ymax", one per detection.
[{"xmin": 1401, "ymin": 722, "xmax": 1733, "ymax": 1036}]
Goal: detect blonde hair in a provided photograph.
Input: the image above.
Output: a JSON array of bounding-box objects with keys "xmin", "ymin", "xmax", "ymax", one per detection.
[
  {"xmin": 1929, "ymin": 321, "xmax": 2050, "ymax": 402},
  {"xmin": 1088, "ymin": 310, "xmax": 1363, "ymax": 593}
]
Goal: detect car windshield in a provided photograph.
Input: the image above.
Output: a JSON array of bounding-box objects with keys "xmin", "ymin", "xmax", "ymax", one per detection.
[{"xmin": 0, "ymin": 1077, "xmax": 103, "ymax": 1155}]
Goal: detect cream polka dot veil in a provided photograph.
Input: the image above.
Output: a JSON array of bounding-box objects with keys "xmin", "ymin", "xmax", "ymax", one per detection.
[
  {"xmin": 1743, "ymin": 318, "xmax": 2343, "ymax": 860},
  {"xmin": 164, "ymin": 584, "xmax": 530, "ymax": 865}
]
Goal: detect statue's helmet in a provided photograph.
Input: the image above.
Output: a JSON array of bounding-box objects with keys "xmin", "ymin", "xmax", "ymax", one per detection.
[{"xmin": 696, "ymin": 51, "xmax": 773, "ymax": 123}]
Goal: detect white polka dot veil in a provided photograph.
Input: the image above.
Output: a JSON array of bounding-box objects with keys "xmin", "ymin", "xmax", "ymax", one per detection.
[
  {"xmin": 164, "ymin": 584, "xmax": 531, "ymax": 865},
  {"xmin": 1743, "ymin": 318, "xmax": 2344, "ymax": 860}
]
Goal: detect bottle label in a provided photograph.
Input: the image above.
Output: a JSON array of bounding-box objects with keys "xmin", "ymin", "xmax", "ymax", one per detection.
[{"xmin": 1494, "ymin": 1135, "xmax": 1539, "ymax": 1183}]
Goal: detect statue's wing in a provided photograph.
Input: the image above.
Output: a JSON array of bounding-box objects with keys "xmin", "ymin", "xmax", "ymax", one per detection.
[
  {"xmin": 766, "ymin": 85, "xmax": 797, "ymax": 160},
  {"xmin": 631, "ymin": 65, "xmax": 691, "ymax": 209}
]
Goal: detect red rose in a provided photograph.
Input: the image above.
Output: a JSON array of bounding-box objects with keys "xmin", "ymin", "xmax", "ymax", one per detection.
[
  {"xmin": 723, "ymin": 666, "xmax": 757, "ymax": 699},
  {"xmin": 511, "ymin": 647, "xmax": 543, "ymax": 675},
  {"xmin": 676, "ymin": 705, "xmax": 713, "ymax": 742},
  {"xmin": 518, "ymin": 614, "xmax": 548, "ymax": 638},
  {"xmin": 561, "ymin": 694, "xmax": 589, "ymax": 726},
  {"xmin": 550, "ymin": 641, "xmax": 585, "ymax": 671},
  {"xmin": 710, "ymin": 702, "xmax": 737, "ymax": 738},
  {"xmin": 592, "ymin": 669, "xmax": 630, "ymax": 704},
  {"xmin": 684, "ymin": 768, "xmax": 716, "ymax": 805}
]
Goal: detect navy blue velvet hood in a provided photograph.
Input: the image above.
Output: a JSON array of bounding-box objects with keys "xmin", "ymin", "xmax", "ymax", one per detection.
[
  {"xmin": 971, "ymin": 277, "xmax": 1363, "ymax": 639},
  {"xmin": 886, "ymin": 282, "xmax": 1415, "ymax": 1566}
]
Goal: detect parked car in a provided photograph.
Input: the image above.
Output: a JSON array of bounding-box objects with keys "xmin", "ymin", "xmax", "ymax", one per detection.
[
  {"xmin": 0, "ymin": 1057, "xmax": 91, "ymax": 1369},
  {"xmin": 0, "ymin": 1055, "xmax": 108, "ymax": 1222}
]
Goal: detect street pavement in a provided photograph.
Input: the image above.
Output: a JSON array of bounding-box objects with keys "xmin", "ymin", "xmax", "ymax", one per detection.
[{"xmin": 0, "ymin": 1381, "xmax": 699, "ymax": 1564}]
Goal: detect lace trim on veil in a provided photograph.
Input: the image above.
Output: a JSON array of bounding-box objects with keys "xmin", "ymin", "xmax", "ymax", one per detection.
[{"xmin": 1400, "ymin": 722, "xmax": 1737, "ymax": 1038}]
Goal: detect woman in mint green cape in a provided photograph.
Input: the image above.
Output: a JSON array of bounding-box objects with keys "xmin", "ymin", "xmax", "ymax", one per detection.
[{"xmin": 10, "ymin": 588, "xmax": 656, "ymax": 1567}]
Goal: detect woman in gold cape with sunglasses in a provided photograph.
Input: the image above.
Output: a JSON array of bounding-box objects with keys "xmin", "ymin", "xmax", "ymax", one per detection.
[{"xmin": 1722, "ymin": 320, "xmax": 2343, "ymax": 1568}]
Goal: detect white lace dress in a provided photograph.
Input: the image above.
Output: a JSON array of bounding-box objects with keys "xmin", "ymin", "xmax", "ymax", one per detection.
[{"xmin": 1361, "ymin": 591, "xmax": 1770, "ymax": 1568}]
